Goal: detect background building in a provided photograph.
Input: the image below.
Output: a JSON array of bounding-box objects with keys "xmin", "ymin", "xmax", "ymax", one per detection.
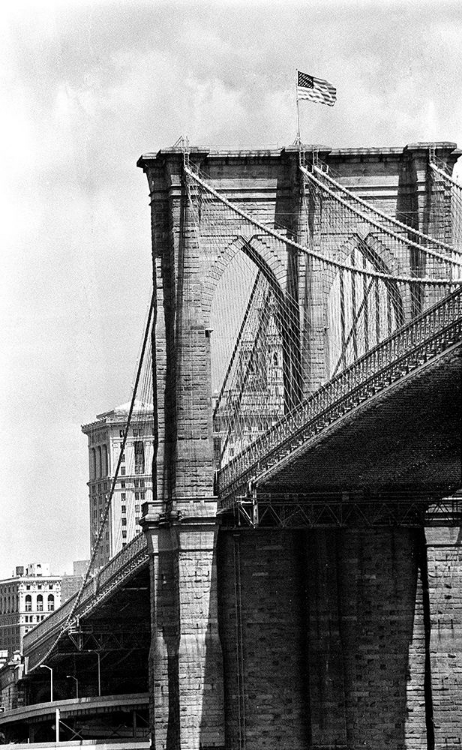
[
  {"xmin": 60, "ymin": 560, "xmax": 90, "ymax": 601},
  {"xmin": 81, "ymin": 401, "xmax": 154, "ymax": 568},
  {"xmin": 0, "ymin": 565, "xmax": 60, "ymax": 658},
  {"xmin": 0, "ymin": 562, "xmax": 88, "ymax": 659}
]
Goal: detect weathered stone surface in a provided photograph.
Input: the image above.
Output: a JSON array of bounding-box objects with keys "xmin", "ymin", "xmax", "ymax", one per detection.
[{"xmin": 138, "ymin": 143, "xmax": 461, "ymax": 750}]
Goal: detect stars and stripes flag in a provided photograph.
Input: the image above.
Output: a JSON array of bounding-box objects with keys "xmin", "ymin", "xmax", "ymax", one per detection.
[{"xmin": 297, "ymin": 71, "xmax": 336, "ymax": 107}]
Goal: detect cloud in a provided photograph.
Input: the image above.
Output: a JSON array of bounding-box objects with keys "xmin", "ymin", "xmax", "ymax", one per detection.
[{"xmin": 1, "ymin": 0, "xmax": 462, "ymax": 575}]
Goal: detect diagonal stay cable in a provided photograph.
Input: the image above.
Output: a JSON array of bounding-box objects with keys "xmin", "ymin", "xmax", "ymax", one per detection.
[
  {"xmin": 430, "ymin": 161, "xmax": 462, "ymax": 190},
  {"xmin": 213, "ymin": 269, "xmax": 263, "ymax": 419},
  {"xmin": 312, "ymin": 163, "xmax": 461, "ymax": 256},
  {"xmin": 302, "ymin": 166, "xmax": 462, "ymax": 267},
  {"xmin": 29, "ymin": 289, "xmax": 156, "ymax": 671},
  {"xmin": 184, "ymin": 164, "xmax": 462, "ymax": 285}
]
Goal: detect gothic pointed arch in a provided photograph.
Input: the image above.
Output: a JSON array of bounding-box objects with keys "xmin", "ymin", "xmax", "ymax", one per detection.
[
  {"xmin": 325, "ymin": 231, "xmax": 405, "ymax": 378},
  {"xmin": 201, "ymin": 232, "xmax": 288, "ymax": 326}
]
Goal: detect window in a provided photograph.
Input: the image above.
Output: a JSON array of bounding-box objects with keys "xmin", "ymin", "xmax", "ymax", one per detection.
[
  {"xmin": 134, "ymin": 441, "xmax": 145, "ymax": 474},
  {"xmin": 122, "ymin": 531, "xmax": 127, "ymax": 539},
  {"xmin": 121, "ymin": 481, "xmax": 125, "ymax": 488},
  {"xmin": 120, "ymin": 453, "xmax": 125, "ymax": 462},
  {"xmin": 119, "ymin": 430, "xmax": 125, "ymax": 438},
  {"xmin": 133, "ymin": 429, "xmax": 139, "ymax": 437},
  {"xmin": 37, "ymin": 595, "xmax": 43, "ymax": 612},
  {"xmin": 96, "ymin": 446, "xmax": 102, "ymax": 478},
  {"xmin": 121, "ymin": 505, "xmax": 126, "ymax": 514},
  {"xmin": 141, "ymin": 492, "xmax": 145, "ymax": 500},
  {"xmin": 121, "ymin": 467, "xmax": 126, "ymax": 476},
  {"xmin": 121, "ymin": 518, "xmax": 127, "ymax": 526},
  {"xmin": 90, "ymin": 447, "xmax": 96, "ymax": 480},
  {"xmin": 121, "ymin": 493, "xmax": 126, "ymax": 501},
  {"xmin": 47, "ymin": 595, "xmax": 54, "ymax": 612},
  {"xmin": 135, "ymin": 492, "xmax": 140, "ymax": 500},
  {"xmin": 135, "ymin": 517, "xmax": 140, "ymax": 526},
  {"xmin": 140, "ymin": 479, "xmax": 145, "ymax": 488},
  {"xmin": 135, "ymin": 505, "xmax": 140, "ymax": 513},
  {"xmin": 25, "ymin": 595, "xmax": 32, "ymax": 612}
]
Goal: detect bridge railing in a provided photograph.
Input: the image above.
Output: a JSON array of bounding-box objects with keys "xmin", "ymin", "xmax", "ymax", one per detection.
[
  {"xmin": 218, "ymin": 287, "xmax": 462, "ymax": 497},
  {"xmin": 24, "ymin": 533, "xmax": 149, "ymax": 656}
]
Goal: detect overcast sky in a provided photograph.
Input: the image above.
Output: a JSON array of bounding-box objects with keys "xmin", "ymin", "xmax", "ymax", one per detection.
[{"xmin": 1, "ymin": 0, "xmax": 461, "ymax": 578}]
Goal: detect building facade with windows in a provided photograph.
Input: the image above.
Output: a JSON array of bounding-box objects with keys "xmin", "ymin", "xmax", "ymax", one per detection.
[
  {"xmin": 0, "ymin": 565, "xmax": 61, "ymax": 658},
  {"xmin": 81, "ymin": 401, "xmax": 154, "ymax": 568}
]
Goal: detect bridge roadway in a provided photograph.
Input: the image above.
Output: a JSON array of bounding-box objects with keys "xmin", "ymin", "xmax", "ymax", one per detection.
[
  {"xmin": 218, "ymin": 285, "xmax": 462, "ymax": 509},
  {"xmin": 24, "ymin": 532, "xmax": 150, "ymax": 672},
  {"xmin": 0, "ymin": 693, "xmax": 148, "ymax": 726},
  {"xmin": 0, "ymin": 693, "xmax": 149, "ymax": 750}
]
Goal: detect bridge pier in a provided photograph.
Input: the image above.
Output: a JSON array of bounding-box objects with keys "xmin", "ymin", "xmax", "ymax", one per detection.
[
  {"xmin": 217, "ymin": 525, "xmax": 430, "ymax": 750},
  {"xmin": 426, "ymin": 527, "xmax": 462, "ymax": 748},
  {"xmin": 217, "ymin": 529, "xmax": 309, "ymax": 749},
  {"xmin": 143, "ymin": 500, "xmax": 225, "ymax": 750}
]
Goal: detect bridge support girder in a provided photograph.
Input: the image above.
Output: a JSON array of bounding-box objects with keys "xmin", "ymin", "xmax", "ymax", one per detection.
[{"xmin": 224, "ymin": 492, "xmax": 462, "ymax": 529}]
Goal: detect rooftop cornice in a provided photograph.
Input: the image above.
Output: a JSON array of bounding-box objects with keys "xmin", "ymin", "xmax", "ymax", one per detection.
[
  {"xmin": 0, "ymin": 575, "xmax": 61, "ymax": 585},
  {"xmin": 138, "ymin": 141, "xmax": 461, "ymax": 167},
  {"xmin": 81, "ymin": 415, "xmax": 154, "ymax": 432}
]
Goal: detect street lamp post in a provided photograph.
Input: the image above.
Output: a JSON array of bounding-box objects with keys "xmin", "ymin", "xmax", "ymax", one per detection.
[
  {"xmin": 66, "ymin": 674, "xmax": 79, "ymax": 699},
  {"xmin": 39, "ymin": 664, "xmax": 53, "ymax": 702}
]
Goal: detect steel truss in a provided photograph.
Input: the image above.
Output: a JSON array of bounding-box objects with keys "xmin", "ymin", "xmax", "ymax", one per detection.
[
  {"xmin": 63, "ymin": 623, "xmax": 151, "ymax": 654},
  {"xmin": 223, "ymin": 492, "xmax": 462, "ymax": 529}
]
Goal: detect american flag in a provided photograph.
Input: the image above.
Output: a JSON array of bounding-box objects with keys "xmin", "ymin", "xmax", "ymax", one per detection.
[{"xmin": 297, "ymin": 71, "xmax": 336, "ymax": 107}]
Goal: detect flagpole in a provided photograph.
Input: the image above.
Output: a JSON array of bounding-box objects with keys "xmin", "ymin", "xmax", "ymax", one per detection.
[{"xmin": 295, "ymin": 69, "xmax": 301, "ymax": 145}]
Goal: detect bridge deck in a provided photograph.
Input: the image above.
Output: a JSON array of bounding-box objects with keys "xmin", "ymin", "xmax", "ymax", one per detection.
[
  {"xmin": 218, "ymin": 287, "xmax": 462, "ymax": 505},
  {"xmin": 24, "ymin": 534, "xmax": 149, "ymax": 671},
  {"xmin": 0, "ymin": 694, "xmax": 149, "ymax": 726}
]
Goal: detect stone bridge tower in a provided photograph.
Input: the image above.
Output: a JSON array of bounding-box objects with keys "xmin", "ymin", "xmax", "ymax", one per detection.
[{"xmin": 137, "ymin": 142, "xmax": 461, "ymax": 750}]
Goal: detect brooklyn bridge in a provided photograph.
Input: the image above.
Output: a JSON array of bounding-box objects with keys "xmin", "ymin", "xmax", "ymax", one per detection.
[{"xmin": 1, "ymin": 141, "xmax": 462, "ymax": 750}]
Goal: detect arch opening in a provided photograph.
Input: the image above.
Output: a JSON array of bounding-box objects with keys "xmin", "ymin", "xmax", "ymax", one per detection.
[
  {"xmin": 210, "ymin": 241, "xmax": 288, "ymax": 468},
  {"xmin": 326, "ymin": 237, "xmax": 404, "ymax": 378}
]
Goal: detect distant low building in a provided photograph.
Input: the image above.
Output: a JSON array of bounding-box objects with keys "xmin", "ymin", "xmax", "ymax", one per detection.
[
  {"xmin": 0, "ymin": 561, "xmax": 88, "ymax": 658},
  {"xmin": 0, "ymin": 564, "xmax": 61, "ymax": 658}
]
